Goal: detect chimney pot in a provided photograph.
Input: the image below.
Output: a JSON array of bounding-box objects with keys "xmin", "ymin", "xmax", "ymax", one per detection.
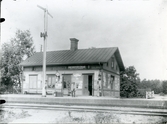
[{"xmin": 70, "ymin": 38, "xmax": 79, "ymax": 51}]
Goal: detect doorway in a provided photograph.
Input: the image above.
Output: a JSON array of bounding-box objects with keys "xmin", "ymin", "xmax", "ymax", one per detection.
[
  {"xmin": 88, "ymin": 75, "xmax": 93, "ymax": 96},
  {"xmin": 83, "ymin": 74, "xmax": 93, "ymax": 96}
]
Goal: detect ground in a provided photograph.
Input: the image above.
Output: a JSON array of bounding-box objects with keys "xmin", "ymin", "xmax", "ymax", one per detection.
[
  {"xmin": 153, "ymin": 94, "xmax": 167, "ymax": 100},
  {"xmin": 0, "ymin": 108, "xmax": 167, "ymax": 123},
  {"xmin": 0, "ymin": 94, "xmax": 167, "ymax": 123}
]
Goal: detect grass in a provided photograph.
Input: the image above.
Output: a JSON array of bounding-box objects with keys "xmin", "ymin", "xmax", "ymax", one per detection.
[
  {"xmin": 94, "ymin": 112, "xmax": 120, "ymax": 124},
  {"xmin": 58, "ymin": 111, "xmax": 120, "ymax": 124},
  {"xmin": 0, "ymin": 109, "xmax": 31, "ymax": 123}
]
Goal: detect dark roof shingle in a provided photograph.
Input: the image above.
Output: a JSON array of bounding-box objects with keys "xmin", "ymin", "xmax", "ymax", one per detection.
[{"xmin": 20, "ymin": 47, "xmax": 125, "ymax": 71}]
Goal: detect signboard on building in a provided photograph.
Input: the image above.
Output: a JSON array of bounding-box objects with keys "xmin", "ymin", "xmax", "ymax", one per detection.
[{"xmin": 68, "ymin": 66, "xmax": 86, "ymax": 70}]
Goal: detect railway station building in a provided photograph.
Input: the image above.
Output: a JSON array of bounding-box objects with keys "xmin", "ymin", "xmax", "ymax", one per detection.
[{"xmin": 20, "ymin": 38, "xmax": 125, "ymax": 98}]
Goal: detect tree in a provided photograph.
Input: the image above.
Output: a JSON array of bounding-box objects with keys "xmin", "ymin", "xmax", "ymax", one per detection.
[
  {"xmin": 138, "ymin": 79, "xmax": 163, "ymax": 94},
  {"xmin": 162, "ymin": 81, "xmax": 167, "ymax": 94},
  {"xmin": 0, "ymin": 30, "xmax": 35, "ymax": 89},
  {"xmin": 120, "ymin": 66, "xmax": 140, "ymax": 98}
]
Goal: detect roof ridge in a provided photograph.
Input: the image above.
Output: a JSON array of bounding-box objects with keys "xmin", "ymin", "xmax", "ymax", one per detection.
[{"xmin": 36, "ymin": 47, "xmax": 118, "ymax": 53}]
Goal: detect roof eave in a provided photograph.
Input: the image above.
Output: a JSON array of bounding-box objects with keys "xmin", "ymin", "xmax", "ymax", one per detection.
[
  {"xmin": 20, "ymin": 61, "xmax": 107, "ymax": 67},
  {"xmin": 114, "ymin": 48, "xmax": 125, "ymax": 71}
]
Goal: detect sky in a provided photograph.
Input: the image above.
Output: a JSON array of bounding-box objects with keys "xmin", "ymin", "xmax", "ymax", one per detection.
[{"xmin": 1, "ymin": 0, "xmax": 167, "ymax": 80}]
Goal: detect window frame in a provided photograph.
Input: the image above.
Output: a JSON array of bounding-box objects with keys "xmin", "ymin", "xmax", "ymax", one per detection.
[{"xmin": 47, "ymin": 74, "xmax": 56, "ymax": 88}]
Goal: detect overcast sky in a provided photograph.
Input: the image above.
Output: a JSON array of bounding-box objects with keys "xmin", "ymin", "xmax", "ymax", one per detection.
[{"xmin": 1, "ymin": 0, "xmax": 167, "ymax": 80}]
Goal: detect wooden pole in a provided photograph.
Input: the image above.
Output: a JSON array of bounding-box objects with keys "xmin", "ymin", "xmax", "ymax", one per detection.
[
  {"xmin": 42, "ymin": 9, "xmax": 47, "ymax": 97},
  {"xmin": 37, "ymin": 5, "xmax": 53, "ymax": 97},
  {"xmin": 0, "ymin": 0, "xmax": 2, "ymax": 45}
]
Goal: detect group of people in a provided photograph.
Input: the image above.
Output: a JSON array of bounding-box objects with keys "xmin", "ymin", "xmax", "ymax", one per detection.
[
  {"xmin": 66, "ymin": 81, "xmax": 76, "ymax": 97},
  {"xmin": 54, "ymin": 80, "xmax": 101, "ymax": 97},
  {"xmin": 53, "ymin": 71, "xmax": 102, "ymax": 97},
  {"xmin": 54, "ymin": 80, "xmax": 76, "ymax": 97}
]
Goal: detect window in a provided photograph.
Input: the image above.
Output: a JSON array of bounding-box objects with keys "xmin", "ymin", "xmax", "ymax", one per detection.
[
  {"xmin": 116, "ymin": 65, "xmax": 118, "ymax": 71},
  {"xmin": 111, "ymin": 62, "xmax": 114, "ymax": 68},
  {"xmin": 32, "ymin": 67, "xmax": 35, "ymax": 71},
  {"xmin": 63, "ymin": 75, "xmax": 71, "ymax": 89},
  {"xmin": 114, "ymin": 77, "xmax": 120, "ymax": 90},
  {"xmin": 110, "ymin": 75, "xmax": 115, "ymax": 90},
  {"xmin": 47, "ymin": 74, "xmax": 56, "ymax": 88},
  {"xmin": 29, "ymin": 75, "xmax": 38, "ymax": 89},
  {"xmin": 107, "ymin": 74, "xmax": 111, "ymax": 89},
  {"xmin": 111, "ymin": 58, "xmax": 114, "ymax": 68}
]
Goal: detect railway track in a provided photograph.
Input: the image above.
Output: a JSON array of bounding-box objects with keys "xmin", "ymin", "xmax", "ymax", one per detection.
[{"xmin": 1, "ymin": 103, "xmax": 167, "ymax": 117}]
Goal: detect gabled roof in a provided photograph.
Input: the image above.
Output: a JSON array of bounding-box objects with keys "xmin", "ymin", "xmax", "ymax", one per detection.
[{"xmin": 20, "ymin": 47, "xmax": 125, "ymax": 71}]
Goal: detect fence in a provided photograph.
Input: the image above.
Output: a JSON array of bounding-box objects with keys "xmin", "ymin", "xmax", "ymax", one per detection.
[{"xmin": 146, "ymin": 91, "xmax": 154, "ymax": 99}]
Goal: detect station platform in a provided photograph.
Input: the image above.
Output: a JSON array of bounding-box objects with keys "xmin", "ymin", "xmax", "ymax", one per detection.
[{"xmin": 0, "ymin": 94, "xmax": 167, "ymax": 109}]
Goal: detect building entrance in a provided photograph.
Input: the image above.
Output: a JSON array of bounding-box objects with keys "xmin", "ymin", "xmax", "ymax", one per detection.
[
  {"xmin": 88, "ymin": 75, "xmax": 93, "ymax": 96},
  {"xmin": 83, "ymin": 74, "xmax": 94, "ymax": 96}
]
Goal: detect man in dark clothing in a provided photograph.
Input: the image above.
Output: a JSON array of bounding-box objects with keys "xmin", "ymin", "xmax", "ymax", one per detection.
[{"xmin": 71, "ymin": 82, "xmax": 76, "ymax": 97}]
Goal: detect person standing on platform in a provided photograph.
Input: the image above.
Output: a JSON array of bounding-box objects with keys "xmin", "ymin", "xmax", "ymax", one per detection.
[
  {"xmin": 54, "ymin": 71, "xmax": 60, "ymax": 97},
  {"xmin": 45, "ymin": 80, "xmax": 48, "ymax": 95},
  {"xmin": 71, "ymin": 82, "xmax": 76, "ymax": 97},
  {"xmin": 67, "ymin": 81, "xmax": 71, "ymax": 96}
]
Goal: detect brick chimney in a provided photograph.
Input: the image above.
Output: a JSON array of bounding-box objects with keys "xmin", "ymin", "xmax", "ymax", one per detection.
[{"xmin": 70, "ymin": 38, "xmax": 79, "ymax": 51}]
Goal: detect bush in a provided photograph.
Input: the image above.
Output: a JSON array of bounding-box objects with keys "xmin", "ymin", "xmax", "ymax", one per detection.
[
  {"xmin": 0, "ymin": 85, "xmax": 7, "ymax": 94},
  {"xmin": 162, "ymin": 81, "xmax": 167, "ymax": 94},
  {"xmin": 137, "ymin": 89, "xmax": 146, "ymax": 98},
  {"xmin": 0, "ymin": 85, "xmax": 21, "ymax": 94},
  {"xmin": 159, "ymin": 92, "xmax": 165, "ymax": 96}
]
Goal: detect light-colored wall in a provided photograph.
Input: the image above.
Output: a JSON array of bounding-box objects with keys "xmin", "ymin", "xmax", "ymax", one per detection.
[
  {"xmin": 99, "ymin": 70, "xmax": 120, "ymax": 98},
  {"xmin": 101, "ymin": 55, "xmax": 120, "ymax": 97},
  {"xmin": 103, "ymin": 54, "xmax": 120, "ymax": 74},
  {"xmin": 23, "ymin": 68, "xmax": 99, "ymax": 95},
  {"xmin": 23, "ymin": 65, "xmax": 120, "ymax": 98}
]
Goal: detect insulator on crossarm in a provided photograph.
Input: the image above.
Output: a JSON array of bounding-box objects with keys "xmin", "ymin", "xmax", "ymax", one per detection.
[{"xmin": 40, "ymin": 32, "xmax": 44, "ymax": 37}]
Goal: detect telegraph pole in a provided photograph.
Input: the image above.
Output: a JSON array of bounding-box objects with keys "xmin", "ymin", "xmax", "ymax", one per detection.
[
  {"xmin": 37, "ymin": 5, "xmax": 53, "ymax": 97},
  {"xmin": 0, "ymin": 0, "xmax": 5, "ymax": 45},
  {"xmin": 0, "ymin": 0, "xmax": 5, "ymax": 86},
  {"xmin": 0, "ymin": 0, "xmax": 2, "ymax": 45}
]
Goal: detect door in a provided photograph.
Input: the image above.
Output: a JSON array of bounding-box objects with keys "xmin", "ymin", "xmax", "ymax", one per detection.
[
  {"xmin": 83, "ymin": 74, "xmax": 93, "ymax": 96},
  {"xmin": 83, "ymin": 75, "xmax": 88, "ymax": 95}
]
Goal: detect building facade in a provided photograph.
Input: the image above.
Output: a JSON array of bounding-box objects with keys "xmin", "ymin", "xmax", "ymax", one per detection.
[{"xmin": 20, "ymin": 38, "xmax": 125, "ymax": 98}]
